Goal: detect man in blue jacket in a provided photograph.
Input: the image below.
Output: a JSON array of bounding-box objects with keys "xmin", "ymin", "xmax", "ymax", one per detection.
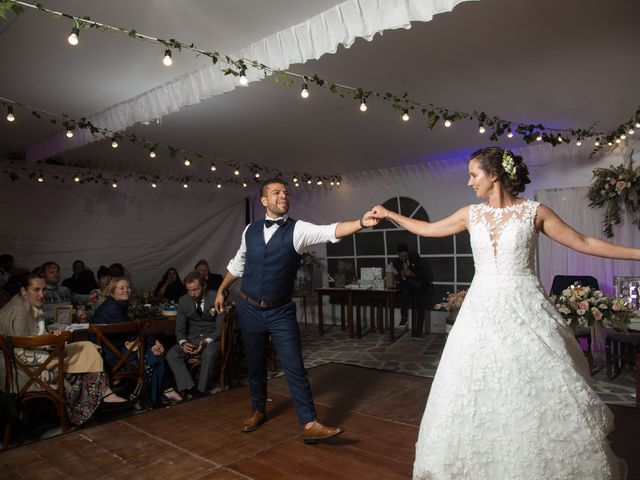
[{"xmin": 215, "ymin": 178, "xmax": 377, "ymax": 443}]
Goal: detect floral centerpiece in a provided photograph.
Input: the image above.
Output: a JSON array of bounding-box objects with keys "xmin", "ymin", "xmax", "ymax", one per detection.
[
  {"xmin": 551, "ymin": 285, "xmax": 632, "ymax": 345},
  {"xmin": 434, "ymin": 289, "xmax": 468, "ymax": 323},
  {"xmin": 587, "ymin": 161, "xmax": 640, "ymax": 238}
]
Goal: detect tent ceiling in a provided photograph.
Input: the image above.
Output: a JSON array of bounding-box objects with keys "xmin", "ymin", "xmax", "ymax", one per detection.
[{"xmin": 1, "ymin": 0, "xmax": 638, "ymax": 182}]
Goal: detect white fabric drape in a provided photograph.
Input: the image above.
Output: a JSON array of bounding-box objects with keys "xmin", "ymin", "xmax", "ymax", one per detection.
[
  {"xmin": 0, "ymin": 179, "xmax": 247, "ymax": 292},
  {"xmin": 536, "ymin": 186, "xmax": 640, "ymax": 295},
  {"xmin": 26, "ymin": 0, "xmax": 477, "ymax": 162}
]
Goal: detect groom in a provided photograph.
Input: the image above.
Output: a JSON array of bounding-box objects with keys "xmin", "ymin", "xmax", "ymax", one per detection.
[{"xmin": 215, "ymin": 178, "xmax": 378, "ymax": 443}]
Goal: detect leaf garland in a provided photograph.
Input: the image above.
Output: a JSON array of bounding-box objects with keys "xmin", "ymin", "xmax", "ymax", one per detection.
[{"xmin": 1, "ymin": 0, "xmax": 638, "ymax": 154}]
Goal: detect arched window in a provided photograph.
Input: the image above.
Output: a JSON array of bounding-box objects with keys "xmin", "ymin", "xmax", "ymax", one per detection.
[{"xmin": 326, "ymin": 196, "xmax": 473, "ymax": 308}]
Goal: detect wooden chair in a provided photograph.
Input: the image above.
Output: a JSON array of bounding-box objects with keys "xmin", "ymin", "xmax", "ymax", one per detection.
[
  {"xmin": 218, "ymin": 306, "xmax": 241, "ymax": 391},
  {"xmin": 0, "ymin": 332, "xmax": 70, "ymax": 450},
  {"xmin": 89, "ymin": 320, "xmax": 147, "ymax": 405}
]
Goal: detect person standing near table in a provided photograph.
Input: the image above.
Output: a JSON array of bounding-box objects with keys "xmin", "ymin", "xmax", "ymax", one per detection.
[{"xmin": 215, "ymin": 178, "xmax": 377, "ymax": 443}]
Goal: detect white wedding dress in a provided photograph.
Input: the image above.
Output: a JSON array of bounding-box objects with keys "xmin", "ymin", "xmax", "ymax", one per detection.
[{"xmin": 413, "ymin": 200, "xmax": 625, "ymax": 480}]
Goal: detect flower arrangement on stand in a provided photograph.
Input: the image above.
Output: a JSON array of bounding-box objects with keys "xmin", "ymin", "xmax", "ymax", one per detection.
[
  {"xmin": 551, "ymin": 285, "xmax": 633, "ymax": 346},
  {"xmin": 588, "ymin": 161, "xmax": 640, "ymax": 238},
  {"xmin": 434, "ymin": 289, "xmax": 468, "ymax": 324}
]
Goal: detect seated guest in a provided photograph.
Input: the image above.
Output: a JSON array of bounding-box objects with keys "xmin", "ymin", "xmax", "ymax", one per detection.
[
  {"xmin": 154, "ymin": 268, "xmax": 187, "ymax": 303},
  {"xmin": 61, "ymin": 259, "xmax": 86, "ymax": 292},
  {"xmin": 74, "ymin": 269, "xmax": 99, "ymax": 295},
  {"xmin": 194, "ymin": 259, "xmax": 223, "ymax": 292},
  {"xmin": 0, "ymin": 273, "xmax": 129, "ymax": 425},
  {"xmin": 91, "ymin": 277, "xmax": 181, "ymax": 406},
  {"xmin": 108, "ymin": 263, "xmax": 125, "ymax": 278},
  {"xmin": 167, "ymin": 271, "xmax": 221, "ymax": 397},
  {"xmin": 40, "ymin": 261, "xmax": 75, "ymax": 323}
]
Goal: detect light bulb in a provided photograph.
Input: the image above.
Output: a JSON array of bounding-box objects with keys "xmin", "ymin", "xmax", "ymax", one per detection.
[
  {"xmin": 629, "ymin": 129, "xmax": 635, "ymax": 135},
  {"xmin": 359, "ymin": 99, "xmax": 367, "ymax": 112},
  {"xmin": 149, "ymin": 149, "xmax": 156, "ymax": 158},
  {"xmin": 163, "ymin": 49, "xmax": 173, "ymax": 66},
  {"xmin": 636, "ymin": 122, "xmax": 640, "ymax": 128},
  {"xmin": 292, "ymin": 177, "xmax": 298, "ymax": 183},
  {"xmin": 507, "ymin": 130, "xmax": 513, "ymax": 138},
  {"xmin": 67, "ymin": 27, "xmax": 79, "ymax": 46},
  {"xmin": 112, "ymin": 181, "xmax": 118, "ymax": 188},
  {"xmin": 234, "ymin": 169, "xmax": 240, "ymax": 175},
  {"xmin": 111, "ymin": 138, "xmax": 118, "ymax": 148},
  {"xmin": 307, "ymin": 179, "xmax": 312, "ymax": 184},
  {"xmin": 184, "ymin": 159, "xmax": 191, "ymax": 166},
  {"xmin": 6, "ymin": 106, "xmax": 15, "ymax": 122},
  {"xmin": 255, "ymin": 172, "xmax": 260, "ymax": 178},
  {"xmin": 183, "ymin": 183, "xmax": 188, "ymax": 189},
  {"xmin": 330, "ymin": 181, "xmax": 335, "ymax": 186},
  {"xmin": 74, "ymin": 175, "xmax": 80, "ymax": 182},
  {"xmin": 616, "ymin": 138, "xmax": 621, "ymax": 144},
  {"xmin": 336, "ymin": 181, "xmax": 341, "ymax": 186},
  {"xmin": 401, "ymin": 110, "xmax": 410, "ymax": 122},
  {"xmin": 620, "ymin": 134, "xmax": 626, "ymax": 140},
  {"xmin": 444, "ymin": 119, "xmax": 452, "ymax": 127},
  {"xmin": 151, "ymin": 182, "xmax": 157, "ymax": 188},
  {"xmin": 294, "ymin": 183, "xmax": 299, "ymax": 187},
  {"xmin": 242, "ymin": 182, "xmax": 247, "ymax": 188},
  {"xmin": 558, "ymin": 135, "xmax": 563, "ymax": 143},
  {"xmin": 608, "ymin": 141, "xmax": 613, "ymax": 146},
  {"xmin": 478, "ymin": 125, "xmax": 485, "ymax": 134},
  {"xmin": 536, "ymin": 135, "xmax": 542, "ymax": 142},
  {"xmin": 239, "ymin": 74, "xmax": 248, "ymax": 86},
  {"xmin": 317, "ymin": 180, "xmax": 322, "ymax": 185},
  {"xmin": 217, "ymin": 183, "xmax": 222, "ymax": 189},
  {"xmin": 300, "ymin": 82, "xmax": 309, "ymax": 99},
  {"xmin": 595, "ymin": 140, "xmax": 600, "ymax": 146},
  {"xmin": 210, "ymin": 164, "xmax": 216, "ymax": 171},
  {"xmin": 66, "ymin": 129, "xmax": 74, "ymax": 138},
  {"xmin": 37, "ymin": 175, "xmax": 44, "ymax": 183},
  {"xmin": 576, "ymin": 141, "xmax": 582, "ymax": 146}
]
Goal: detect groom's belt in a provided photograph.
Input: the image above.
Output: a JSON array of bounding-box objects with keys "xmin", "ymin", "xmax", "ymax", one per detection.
[{"xmin": 239, "ymin": 291, "xmax": 291, "ymax": 310}]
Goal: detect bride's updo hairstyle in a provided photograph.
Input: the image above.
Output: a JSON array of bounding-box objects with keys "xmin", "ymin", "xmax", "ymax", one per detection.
[{"xmin": 470, "ymin": 146, "xmax": 531, "ymax": 196}]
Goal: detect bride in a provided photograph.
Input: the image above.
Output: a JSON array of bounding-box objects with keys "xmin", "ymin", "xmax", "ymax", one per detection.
[{"xmin": 369, "ymin": 146, "xmax": 634, "ymax": 479}]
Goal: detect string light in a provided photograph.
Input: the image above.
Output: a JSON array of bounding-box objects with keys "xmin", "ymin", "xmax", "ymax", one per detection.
[
  {"xmin": 608, "ymin": 141, "xmax": 613, "ymax": 146},
  {"xmin": 359, "ymin": 98, "xmax": 367, "ymax": 112},
  {"xmin": 507, "ymin": 129, "xmax": 514, "ymax": 138},
  {"xmin": 111, "ymin": 137, "xmax": 118, "ymax": 148},
  {"xmin": 558, "ymin": 135, "xmax": 563, "ymax": 143},
  {"xmin": 254, "ymin": 172, "xmax": 260, "ymax": 178},
  {"xmin": 536, "ymin": 135, "xmax": 542, "ymax": 141},
  {"xmin": 242, "ymin": 182, "xmax": 247, "ymax": 188},
  {"xmin": 149, "ymin": 148, "xmax": 156, "ymax": 158},
  {"xmin": 401, "ymin": 109, "xmax": 410, "ymax": 122},
  {"xmin": 307, "ymin": 179, "xmax": 312, "ymax": 184},
  {"xmin": 210, "ymin": 163, "xmax": 216, "ymax": 172},
  {"xmin": 478, "ymin": 125, "xmax": 485, "ymax": 134},
  {"xmin": 66, "ymin": 129, "xmax": 74, "ymax": 138},
  {"xmin": 37, "ymin": 173, "xmax": 44, "ymax": 183},
  {"xmin": 234, "ymin": 168, "xmax": 240, "ymax": 175},
  {"xmin": 217, "ymin": 183, "xmax": 222, "ymax": 188},
  {"xmin": 636, "ymin": 122, "xmax": 640, "ymax": 129},
  {"xmin": 615, "ymin": 138, "xmax": 621, "ymax": 144},
  {"xmin": 163, "ymin": 49, "xmax": 173, "ymax": 66},
  {"xmin": 184, "ymin": 158, "xmax": 191, "ymax": 166},
  {"xmin": 629, "ymin": 129, "xmax": 635, "ymax": 135},
  {"xmin": 444, "ymin": 119, "xmax": 452, "ymax": 127},
  {"xmin": 620, "ymin": 134, "xmax": 626, "ymax": 140},
  {"xmin": 111, "ymin": 180, "xmax": 118, "ymax": 188},
  {"xmin": 336, "ymin": 180, "xmax": 341, "ymax": 186},
  {"xmin": 151, "ymin": 182, "xmax": 157, "ymax": 188},
  {"xmin": 67, "ymin": 26, "xmax": 79, "ymax": 46},
  {"xmin": 74, "ymin": 174, "xmax": 80, "ymax": 182},
  {"xmin": 239, "ymin": 68, "xmax": 248, "ymax": 86},
  {"xmin": 183, "ymin": 183, "xmax": 188, "ymax": 189},
  {"xmin": 595, "ymin": 140, "xmax": 600, "ymax": 146},
  {"xmin": 6, "ymin": 106, "xmax": 15, "ymax": 122},
  {"xmin": 294, "ymin": 182, "xmax": 299, "ymax": 187},
  {"xmin": 576, "ymin": 140, "xmax": 582, "ymax": 146},
  {"xmin": 300, "ymin": 81, "xmax": 309, "ymax": 99},
  {"xmin": 316, "ymin": 180, "xmax": 322, "ymax": 185},
  {"xmin": 292, "ymin": 176, "xmax": 298, "ymax": 183},
  {"xmin": 330, "ymin": 180, "xmax": 335, "ymax": 186}
]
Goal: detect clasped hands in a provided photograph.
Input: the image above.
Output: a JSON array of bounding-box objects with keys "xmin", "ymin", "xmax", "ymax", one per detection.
[
  {"xmin": 182, "ymin": 340, "xmax": 206, "ymax": 355},
  {"xmin": 361, "ymin": 205, "xmax": 392, "ymax": 228}
]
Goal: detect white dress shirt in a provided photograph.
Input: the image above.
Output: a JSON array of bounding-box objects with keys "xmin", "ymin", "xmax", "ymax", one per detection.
[{"xmin": 226, "ymin": 215, "xmax": 339, "ymax": 277}]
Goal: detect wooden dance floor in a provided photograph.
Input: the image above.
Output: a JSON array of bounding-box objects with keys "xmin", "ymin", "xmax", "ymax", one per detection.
[{"xmin": 0, "ymin": 363, "xmax": 638, "ymax": 479}]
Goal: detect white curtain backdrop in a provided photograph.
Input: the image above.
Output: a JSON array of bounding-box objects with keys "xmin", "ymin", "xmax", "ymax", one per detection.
[
  {"xmin": 26, "ymin": 0, "xmax": 477, "ymax": 162},
  {"xmin": 536, "ymin": 186, "xmax": 640, "ymax": 295},
  {"xmin": 0, "ymin": 179, "xmax": 248, "ymax": 292}
]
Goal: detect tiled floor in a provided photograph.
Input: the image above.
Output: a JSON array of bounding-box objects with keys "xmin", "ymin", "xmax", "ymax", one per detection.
[{"xmin": 297, "ymin": 323, "xmax": 638, "ymax": 407}]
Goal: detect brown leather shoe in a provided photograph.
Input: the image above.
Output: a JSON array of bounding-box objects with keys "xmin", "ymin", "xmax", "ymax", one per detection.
[
  {"xmin": 241, "ymin": 410, "xmax": 267, "ymax": 433},
  {"xmin": 302, "ymin": 421, "xmax": 344, "ymax": 444}
]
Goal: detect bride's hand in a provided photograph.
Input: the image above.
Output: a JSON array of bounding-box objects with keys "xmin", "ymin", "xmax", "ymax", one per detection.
[{"xmin": 370, "ymin": 205, "xmax": 390, "ymax": 220}]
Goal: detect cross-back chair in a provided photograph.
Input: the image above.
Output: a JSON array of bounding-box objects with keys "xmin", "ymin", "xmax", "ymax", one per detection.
[{"xmin": 0, "ymin": 332, "xmax": 69, "ymax": 449}]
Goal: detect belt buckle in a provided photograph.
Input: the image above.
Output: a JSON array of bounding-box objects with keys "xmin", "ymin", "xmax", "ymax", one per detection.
[{"xmin": 260, "ymin": 300, "xmax": 268, "ymax": 308}]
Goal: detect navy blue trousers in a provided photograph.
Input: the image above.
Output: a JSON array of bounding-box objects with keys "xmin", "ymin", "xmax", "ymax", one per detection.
[{"xmin": 237, "ymin": 297, "xmax": 317, "ymax": 424}]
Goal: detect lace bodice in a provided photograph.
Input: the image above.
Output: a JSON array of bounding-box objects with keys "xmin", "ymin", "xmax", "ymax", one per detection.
[{"xmin": 469, "ymin": 199, "xmax": 539, "ymax": 276}]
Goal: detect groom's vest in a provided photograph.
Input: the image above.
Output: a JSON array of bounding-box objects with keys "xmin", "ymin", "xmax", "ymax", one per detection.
[{"xmin": 241, "ymin": 218, "xmax": 301, "ymax": 302}]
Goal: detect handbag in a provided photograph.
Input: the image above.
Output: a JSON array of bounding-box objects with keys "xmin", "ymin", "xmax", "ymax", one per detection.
[{"xmin": 1, "ymin": 336, "xmax": 19, "ymax": 421}]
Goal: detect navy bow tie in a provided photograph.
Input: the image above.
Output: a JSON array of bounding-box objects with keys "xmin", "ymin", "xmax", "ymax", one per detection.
[{"xmin": 265, "ymin": 218, "xmax": 285, "ymax": 228}]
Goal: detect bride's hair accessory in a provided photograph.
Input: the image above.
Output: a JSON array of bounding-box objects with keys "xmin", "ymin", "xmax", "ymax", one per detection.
[{"xmin": 501, "ymin": 150, "xmax": 517, "ymax": 180}]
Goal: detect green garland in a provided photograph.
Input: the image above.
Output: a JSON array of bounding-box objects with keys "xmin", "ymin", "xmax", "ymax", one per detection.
[
  {"xmin": 587, "ymin": 162, "xmax": 640, "ymax": 238},
  {"xmin": 2, "ymin": 0, "xmax": 638, "ymax": 153}
]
